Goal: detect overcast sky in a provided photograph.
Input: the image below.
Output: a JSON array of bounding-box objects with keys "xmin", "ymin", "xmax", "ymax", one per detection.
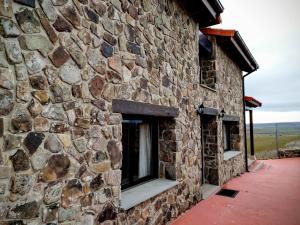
[{"xmin": 214, "ymin": 0, "xmax": 300, "ymax": 123}]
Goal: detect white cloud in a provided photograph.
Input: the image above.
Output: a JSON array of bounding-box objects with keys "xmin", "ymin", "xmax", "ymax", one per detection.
[
  {"xmin": 214, "ymin": 0, "xmax": 300, "ymax": 122},
  {"xmin": 246, "ymin": 111, "xmax": 300, "ymax": 124}
]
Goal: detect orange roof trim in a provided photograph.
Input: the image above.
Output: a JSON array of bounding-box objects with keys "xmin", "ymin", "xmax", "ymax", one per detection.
[
  {"xmin": 199, "ymin": 28, "xmax": 259, "ymax": 73},
  {"xmin": 200, "ymin": 28, "xmax": 236, "ymax": 37},
  {"xmin": 244, "ymin": 96, "xmax": 262, "ymax": 108}
]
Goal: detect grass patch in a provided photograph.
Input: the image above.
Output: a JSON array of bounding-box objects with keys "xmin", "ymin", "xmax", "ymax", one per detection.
[{"xmin": 247, "ymin": 134, "xmax": 300, "ymax": 154}]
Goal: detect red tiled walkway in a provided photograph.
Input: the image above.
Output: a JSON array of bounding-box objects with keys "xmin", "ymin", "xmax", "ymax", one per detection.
[{"xmin": 172, "ymin": 158, "xmax": 300, "ymax": 225}]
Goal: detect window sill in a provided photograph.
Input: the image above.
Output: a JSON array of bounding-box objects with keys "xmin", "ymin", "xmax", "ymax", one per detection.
[
  {"xmin": 120, "ymin": 179, "xmax": 179, "ymax": 210},
  {"xmin": 200, "ymin": 84, "xmax": 217, "ymax": 92},
  {"xmin": 223, "ymin": 150, "xmax": 241, "ymax": 161}
]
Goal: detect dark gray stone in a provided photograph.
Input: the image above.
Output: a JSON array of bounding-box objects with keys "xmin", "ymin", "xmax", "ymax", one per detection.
[
  {"xmin": 127, "ymin": 42, "xmax": 141, "ymax": 55},
  {"xmin": 90, "ymin": 174, "xmax": 104, "ymax": 191},
  {"xmin": 103, "ymin": 32, "xmax": 117, "ymax": 46},
  {"xmin": 96, "ymin": 204, "xmax": 117, "ymax": 223},
  {"xmin": 14, "ymin": 0, "xmax": 35, "ymax": 7},
  {"xmin": 60, "ymin": 4, "xmax": 81, "ymax": 29},
  {"xmin": 83, "ymin": 6, "xmax": 99, "ymax": 23},
  {"xmin": 8, "ymin": 201, "xmax": 39, "ymax": 219},
  {"xmin": 10, "ymin": 150, "xmax": 30, "ymax": 172},
  {"xmin": 53, "ymin": 15, "xmax": 72, "ymax": 32},
  {"xmin": 29, "ymin": 75, "xmax": 49, "ymax": 90},
  {"xmin": 23, "ymin": 132, "xmax": 45, "ymax": 154},
  {"xmin": 15, "ymin": 8, "xmax": 41, "ymax": 33},
  {"xmin": 101, "ymin": 42, "xmax": 113, "ymax": 58}
]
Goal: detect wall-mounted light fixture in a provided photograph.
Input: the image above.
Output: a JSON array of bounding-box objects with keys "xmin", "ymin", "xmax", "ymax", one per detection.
[
  {"xmin": 197, "ymin": 103, "xmax": 205, "ymax": 115},
  {"xmin": 219, "ymin": 109, "xmax": 225, "ymax": 118}
]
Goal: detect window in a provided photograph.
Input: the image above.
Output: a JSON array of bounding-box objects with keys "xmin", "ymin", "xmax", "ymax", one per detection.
[
  {"xmin": 223, "ymin": 124, "xmax": 231, "ymax": 151},
  {"xmin": 199, "ymin": 33, "xmax": 216, "ymax": 89},
  {"xmin": 121, "ymin": 115, "xmax": 158, "ymax": 190}
]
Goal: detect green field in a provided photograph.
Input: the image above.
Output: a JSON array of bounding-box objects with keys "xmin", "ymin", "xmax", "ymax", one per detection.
[
  {"xmin": 247, "ymin": 134, "xmax": 300, "ymax": 154},
  {"xmin": 246, "ymin": 122, "xmax": 300, "ymax": 154}
]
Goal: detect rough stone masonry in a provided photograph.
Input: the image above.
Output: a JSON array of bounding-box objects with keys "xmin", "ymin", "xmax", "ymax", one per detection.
[{"xmin": 0, "ymin": 0, "xmax": 246, "ymax": 224}]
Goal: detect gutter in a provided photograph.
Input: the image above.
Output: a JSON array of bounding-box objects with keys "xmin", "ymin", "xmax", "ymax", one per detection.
[
  {"xmin": 211, "ymin": 0, "xmax": 224, "ymax": 14},
  {"xmin": 242, "ymin": 69, "xmax": 258, "ymax": 172}
]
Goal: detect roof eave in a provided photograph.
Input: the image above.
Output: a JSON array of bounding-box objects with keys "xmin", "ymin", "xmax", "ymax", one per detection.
[
  {"xmin": 200, "ymin": 28, "xmax": 259, "ymax": 73},
  {"xmin": 179, "ymin": 0, "xmax": 224, "ymax": 27},
  {"xmin": 244, "ymin": 96, "xmax": 262, "ymax": 108},
  {"xmin": 233, "ymin": 32, "xmax": 259, "ymax": 72}
]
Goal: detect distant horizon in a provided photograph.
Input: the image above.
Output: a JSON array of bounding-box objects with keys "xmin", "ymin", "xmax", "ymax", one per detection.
[{"xmin": 247, "ymin": 121, "xmax": 300, "ymax": 125}]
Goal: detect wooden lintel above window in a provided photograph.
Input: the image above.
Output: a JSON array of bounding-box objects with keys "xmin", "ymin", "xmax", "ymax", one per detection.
[
  {"xmin": 112, "ymin": 99, "xmax": 179, "ymax": 118},
  {"xmin": 223, "ymin": 115, "xmax": 240, "ymax": 123},
  {"xmin": 202, "ymin": 107, "xmax": 219, "ymax": 116}
]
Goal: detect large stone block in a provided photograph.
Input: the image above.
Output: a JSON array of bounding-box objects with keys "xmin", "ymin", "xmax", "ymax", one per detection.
[
  {"xmin": 11, "ymin": 106, "xmax": 32, "ymax": 132},
  {"xmin": 15, "ymin": 8, "xmax": 41, "ymax": 33},
  {"xmin": 49, "ymin": 46, "xmax": 70, "ymax": 67},
  {"xmin": 0, "ymin": 18, "xmax": 20, "ymax": 37},
  {"xmin": 7, "ymin": 201, "xmax": 39, "ymax": 219},
  {"xmin": 35, "ymin": 8, "xmax": 58, "ymax": 43},
  {"xmin": 0, "ymin": 0, "xmax": 13, "ymax": 18},
  {"xmin": 18, "ymin": 35, "xmax": 54, "ymax": 57},
  {"xmin": 40, "ymin": 154, "xmax": 70, "ymax": 182},
  {"xmin": 10, "ymin": 149, "xmax": 30, "ymax": 172},
  {"xmin": 23, "ymin": 132, "xmax": 45, "ymax": 155},
  {"xmin": 5, "ymin": 40, "xmax": 22, "ymax": 64},
  {"xmin": 0, "ymin": 89, "xmax": 14, "ymax": 116}
]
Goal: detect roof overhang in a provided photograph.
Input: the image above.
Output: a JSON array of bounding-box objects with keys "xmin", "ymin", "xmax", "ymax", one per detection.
[
  {"xmin": 178, "ymin": 0, "xmax": 224, "ymax": 27},
  {"xmin": 244, "ymin": 96, "xmax": 262, "ymax": 108},
  {"xmin": 201, "ymin": 28, "xmax": 259, "ymax": 73}
]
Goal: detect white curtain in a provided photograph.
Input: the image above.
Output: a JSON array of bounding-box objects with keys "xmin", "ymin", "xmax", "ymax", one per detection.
[{"xmin": 139, "ymin": 123, "xmax": 151, "ymax": 178}]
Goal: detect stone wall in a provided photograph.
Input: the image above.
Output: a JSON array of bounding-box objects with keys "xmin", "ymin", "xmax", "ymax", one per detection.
[
  {"xmin": 219, "ymin": 152, "xmax": 244, "ymax": 185},
  {"xmin": 215, "ymin": 39, "xmax": 246, "ymax": 185},
  {"xmin": 0, "ymin": 0, "xmax": 203, "ymax": 224},
  {"xmin": 278, "ymin": 147, "xmax": 300, "ymax": 158},
  {"xmin": 200, "ymin": 59, "xmax": 216, "ymax": 90},
  {"xmin": 0, "ymin": 0, "xmax": 247, "ymax": 224},
  {"xmin": 199, "ymin": 37, "xmax": 246, "ymax": 186},
  {"xmin": 202, "ymin": 115, "xmax": 219, "ymax": 185}
]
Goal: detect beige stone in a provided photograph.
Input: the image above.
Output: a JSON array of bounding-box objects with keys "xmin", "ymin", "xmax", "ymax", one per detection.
[
  {"xmin": 90, "ymin": 161, "xmax": 111, "ymax": 173},
  {"xmin": 57, "ymin": 134, "xmax": 72, "ymax": 148}
]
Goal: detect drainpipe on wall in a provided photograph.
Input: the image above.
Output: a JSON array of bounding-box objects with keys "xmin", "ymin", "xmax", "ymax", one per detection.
[{"xmin": 242, "ymin": 69, "xmax": 257, "ymax": 172}]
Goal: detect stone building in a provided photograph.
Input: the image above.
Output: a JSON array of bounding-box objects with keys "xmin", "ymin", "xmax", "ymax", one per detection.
[{"xmin": 0, "ymin": 0, "xmax": 258, "ymax": 224}]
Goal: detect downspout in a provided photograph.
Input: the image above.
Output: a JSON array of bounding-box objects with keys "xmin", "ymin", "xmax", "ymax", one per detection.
[{"xmin": 242, "ymin": 69, "xmax": 257, "ymax": 172}]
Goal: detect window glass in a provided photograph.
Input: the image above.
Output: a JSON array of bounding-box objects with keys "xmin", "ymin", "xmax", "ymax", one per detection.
[
  {"xmin": 121, "ymin": 116, "xmax": 158, "ymax": 190},
  {"xmin": 223, "ymin": 124, "xmax": 231, "ymax": 151}
]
